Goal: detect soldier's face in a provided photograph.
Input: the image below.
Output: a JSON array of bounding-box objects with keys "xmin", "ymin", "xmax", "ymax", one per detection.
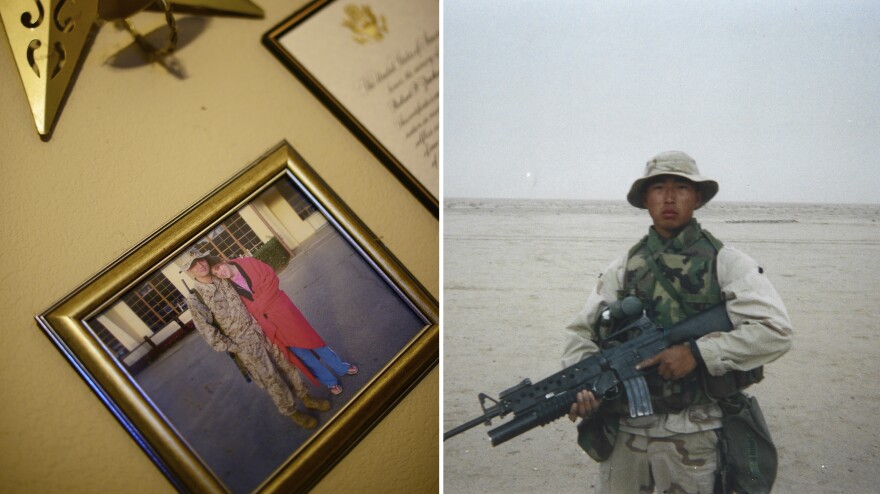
[
  {"xmin": 644, "ymin": 176, "xmax": 702, "ymax": 238},
  {"xmin": 211, "ymin": 263, "xmax": 233, "ymax": 279},
  {"xmin": 187, "ymin": 258, "xmax": 210, "ymax": 278}
]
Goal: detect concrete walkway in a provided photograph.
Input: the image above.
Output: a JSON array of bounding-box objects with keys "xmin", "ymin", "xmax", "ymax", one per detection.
[{"xmin": 134, "ymin": 226, "xmax": 427, "ymax": 493}]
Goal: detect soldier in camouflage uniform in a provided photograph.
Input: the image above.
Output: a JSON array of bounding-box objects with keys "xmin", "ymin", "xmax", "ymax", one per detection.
[
  {"xmin": 563, "ymin": 151, "xmax": 793, "ymax": 493},
  {"xmin": 178, "ymin": 249, "xmax": 331, "ymax": 430}
]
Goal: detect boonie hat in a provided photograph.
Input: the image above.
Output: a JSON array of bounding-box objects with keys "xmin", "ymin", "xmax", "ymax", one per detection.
[
  {"xmin": 176, "ymin": 248, "xmax": 210, "ymax": 272},
  {"xmin": 626, "ymin": 151, "xmax": 719, "ymax": 209}
]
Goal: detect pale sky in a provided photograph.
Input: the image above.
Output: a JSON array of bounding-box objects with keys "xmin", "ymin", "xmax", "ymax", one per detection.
[{"xmin": 443, "ymin": 0, "xmax": 880, "ymax": 204}]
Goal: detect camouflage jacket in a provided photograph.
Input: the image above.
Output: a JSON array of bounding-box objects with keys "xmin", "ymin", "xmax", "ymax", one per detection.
[
  {"xmin": 188, "ymin": 277, "xmax": 265, "ymax": 353},
  {"xmin": 562, "ymin": 222, "xmax": 793, "ymax": 436}
]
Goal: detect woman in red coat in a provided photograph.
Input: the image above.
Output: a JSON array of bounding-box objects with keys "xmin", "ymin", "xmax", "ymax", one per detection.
[{"xmin": 210, "ymin": 256, "xmax": 357, "ymax": 395}]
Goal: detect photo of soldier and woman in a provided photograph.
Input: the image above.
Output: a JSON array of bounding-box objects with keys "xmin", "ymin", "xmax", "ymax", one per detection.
[{"xmin": 86, "ymin": 176, "xmax": 428, "ymax": 493}]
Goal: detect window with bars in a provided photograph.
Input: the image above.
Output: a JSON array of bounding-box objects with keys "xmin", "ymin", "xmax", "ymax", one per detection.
[
  {"xmin": 89, "ymin": 318, "xmax": 128, "ymax": 358},
  {"xmin": 275, "ymin": 179, "xmax": 319, "ymax": 221},
  {"xmin": 194, "ymin": 212, "xmax": 264, "ymax": 260},
  {"xmin": 122, "ymin": 272, "xmax": 188, "ymax": 333}
]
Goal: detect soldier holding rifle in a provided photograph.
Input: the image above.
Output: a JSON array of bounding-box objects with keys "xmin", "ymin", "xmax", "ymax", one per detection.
[{"xmin": 564, "ymin": 151, "xmax": 792, "ymax": 493}]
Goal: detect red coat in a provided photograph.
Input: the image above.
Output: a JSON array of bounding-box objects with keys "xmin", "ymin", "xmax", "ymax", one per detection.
[{"xmin": 230, "ymin": 257, "xmax": 326, "ymax": 384}]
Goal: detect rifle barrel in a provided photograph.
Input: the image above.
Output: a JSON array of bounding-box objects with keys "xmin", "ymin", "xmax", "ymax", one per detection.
[{"xmin": 444, "ymin": 413, "xmax": 495, "ymax": 441}]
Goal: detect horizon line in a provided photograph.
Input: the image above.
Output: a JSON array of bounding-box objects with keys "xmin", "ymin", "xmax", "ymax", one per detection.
[{"xmin": 444, "ymin": 196, "xmax": 880, "ymax": 207}]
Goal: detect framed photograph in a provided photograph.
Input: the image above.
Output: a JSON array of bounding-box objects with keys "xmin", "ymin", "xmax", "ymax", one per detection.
[
  {"xmin": 36, "ymin": 141, "xmax": 438, "ymax": 493},
  {"xmin": 264, "ymin": 0, "xmax": 439, "ymax": 217}
]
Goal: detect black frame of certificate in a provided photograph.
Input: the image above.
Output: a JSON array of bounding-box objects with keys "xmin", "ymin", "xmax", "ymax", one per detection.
[{"xmin": 263, "ymin": 0, "xmax": 439, "ymax": 218}]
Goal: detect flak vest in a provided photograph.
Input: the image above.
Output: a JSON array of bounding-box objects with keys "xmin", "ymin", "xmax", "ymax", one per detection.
[{"xmin": 600, "ymin": 220, "xmax": 761, "ymax": 415}]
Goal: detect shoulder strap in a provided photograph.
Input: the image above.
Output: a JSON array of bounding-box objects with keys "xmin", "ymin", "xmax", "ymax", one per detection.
[
  {"xmin": 190, "ymin": 286, "xmax": 205, "ymax": 305},
  {"xmin": 627, "ymin": 235, "xmax": 648, "ymax": 260},
  {"xmin": 702, "ymin": 229, "xmax": 724, "ymax": 251},
  {"xmin": 642, "ymin": 251, "xmax": 700, "ymax": 317}
]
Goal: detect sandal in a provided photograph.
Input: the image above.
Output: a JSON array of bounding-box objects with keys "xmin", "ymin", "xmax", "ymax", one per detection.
[
  {"xmin": 346, "ymin": 365, "xmax": 359, "ymax": 376},
  {"xmin": 329, "ymin": 384, "xmax": 343, "ymax": 395}
]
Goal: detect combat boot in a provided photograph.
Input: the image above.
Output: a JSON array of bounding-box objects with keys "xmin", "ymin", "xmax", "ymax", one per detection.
[
  {"xmin": 290, "ymin": 410, "xmax": 318, "ymax": 429},
  {"xmin": 301, "ymin": 395, "xmax": 331, "ymax": 412}
]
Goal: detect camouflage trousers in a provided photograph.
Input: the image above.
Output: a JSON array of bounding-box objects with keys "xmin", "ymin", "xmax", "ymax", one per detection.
[
  {"xmin": 598, "ymin": 430, "xmax": 718, "ymax": 494},
  {"xmin": 235, "ymin": 328, "xmax": 308, "ymax": 417}
]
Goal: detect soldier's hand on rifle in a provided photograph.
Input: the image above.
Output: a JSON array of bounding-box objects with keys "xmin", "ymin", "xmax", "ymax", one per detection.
[
  {"xmin": 636, "ymin": 344, "xmax": 697, "ymax": 380},
  {"xmin": 568, "ymin": 389, "xmax": 603, "ymax": 422}
]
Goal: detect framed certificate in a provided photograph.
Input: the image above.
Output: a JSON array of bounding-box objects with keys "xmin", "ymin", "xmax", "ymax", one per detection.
[
  {"xmin": 264, "ymin": 0, "xmax": 439, "ymax": 217},
  {"xmin": 36, "ymin": 141, "xmax": 438, "ymax": 493}
]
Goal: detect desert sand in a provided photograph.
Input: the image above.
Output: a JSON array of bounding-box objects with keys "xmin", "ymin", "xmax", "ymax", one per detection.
[{"xmin": 443, "ymin": 199, "xmax": 880, "ymax": 493}]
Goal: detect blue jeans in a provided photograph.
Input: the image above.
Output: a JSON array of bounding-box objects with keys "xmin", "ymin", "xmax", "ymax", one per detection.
[{"xmin": 289, "ymin": 346, "xmax": 350, "ymax": 388}]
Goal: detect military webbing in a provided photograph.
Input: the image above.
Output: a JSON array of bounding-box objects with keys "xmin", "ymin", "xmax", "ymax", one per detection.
[
  {"xmin": 641, "ymin": 228, "xmax": 723, "ymax": 318},
  {"xmin": 643, "ymin": 247, "xmax": 699, "ymax": 318},
  {"xmin": 613, "ymin": 220, "xmax": 725, "ymax": 413}
]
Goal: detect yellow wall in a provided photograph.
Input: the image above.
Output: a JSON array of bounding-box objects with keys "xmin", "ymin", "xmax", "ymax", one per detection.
[
  {"xmin": 101, "ymin": 302, "xmax": 153, "ymax": 350},
  {"xmin": 253, "ymin": 186, "xmax": 325, "ymax": 247},
  {"xmin": 97, "ymin": 312, "xmax": 142, "ymax": 350},
  {"xmin": 163, "ymin": 263, "xmax": 193, "ymax": 302},
  {"xmin": 0, "ymin": 2, "xmax": 438, "ymax": 492},
  {"xmin": 239, "ymin": 203, "xmax": 278, "ymax": 244}
]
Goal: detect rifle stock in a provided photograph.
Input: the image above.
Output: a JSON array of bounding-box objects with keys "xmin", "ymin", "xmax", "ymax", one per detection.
[{"xmin": 444, "ymin": 303, "xmax": 733, "ymax": 446}]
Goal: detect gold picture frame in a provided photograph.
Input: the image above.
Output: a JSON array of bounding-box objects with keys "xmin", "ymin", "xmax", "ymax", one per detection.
[
  {"xmin": 263, "ymin": 0, "xmax": 439, "ymax": 217},
  {"xmin": 35, "ymin": 141, "xmax": 438, "ymax": 493}
]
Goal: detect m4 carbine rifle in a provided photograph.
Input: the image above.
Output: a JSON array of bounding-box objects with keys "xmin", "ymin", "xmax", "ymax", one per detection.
[{"xmin": 444, "ymin": 299, "xmax": 733, "ymax": 446}]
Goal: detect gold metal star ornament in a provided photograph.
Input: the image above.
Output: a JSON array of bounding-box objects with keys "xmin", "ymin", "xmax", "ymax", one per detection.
[
  {"xmin": 1, "ymin": 0, "xmax": 263, "ymax": 139},
  {"xmin": 1, "ymin": 0, "xmax": 99, "ymax": 137}
]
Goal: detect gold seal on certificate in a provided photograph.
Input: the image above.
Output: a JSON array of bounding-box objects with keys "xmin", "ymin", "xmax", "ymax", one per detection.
[
  {"xmin": 342, "ymin": 5, "xmax": 389, "ymax": 44},
  {"xmin": 265, "ymin": 0, "xmax": 439, "ymax": 216}
]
